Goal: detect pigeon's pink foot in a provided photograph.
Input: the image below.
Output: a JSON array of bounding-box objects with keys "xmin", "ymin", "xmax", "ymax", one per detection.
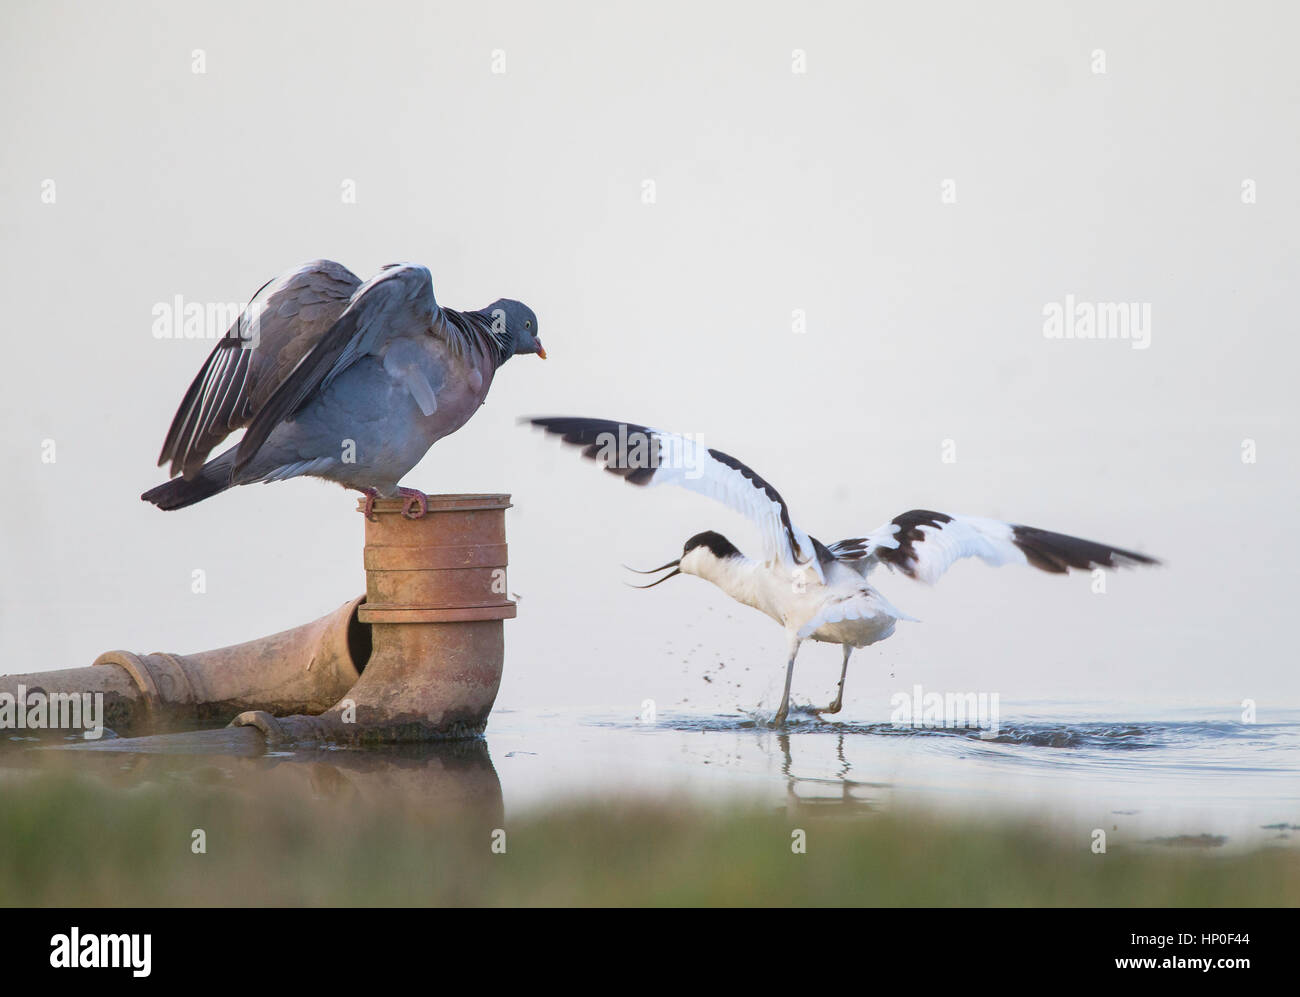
[
  {"xmin": 360, "ymin": 487, "xmax": 379, "ymax": 522},
  {"xmin": 398, "ymin": 487, "xmax": 429, "ymax": 520}
]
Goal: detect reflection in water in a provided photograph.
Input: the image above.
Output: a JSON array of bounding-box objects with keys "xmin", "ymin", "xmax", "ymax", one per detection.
[
  {"xmin": 777, "ymin": 733, "xmax": 887, "ymax": 818},
  {"xmin": 3, "ymin": 729, "xmax": 505, "ymax": 825},
  {"xmin": 6, "ymin": 705, "xmax": 1299, "ymax": 850},
  {"xmin": 568, "ymin": 708, "xmax": 1300, "ymax": 848}
]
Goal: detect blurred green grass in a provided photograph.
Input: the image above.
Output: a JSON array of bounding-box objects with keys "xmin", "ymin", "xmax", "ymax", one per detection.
[{"xmin": 0, "ymin": 770, "xmax": 1295, "ymax": 906}]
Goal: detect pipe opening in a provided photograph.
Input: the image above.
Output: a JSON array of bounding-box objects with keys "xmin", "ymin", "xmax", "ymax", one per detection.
[{"xmin": 347, "ymin": 603, "xmax": 373, "ymax": 675}]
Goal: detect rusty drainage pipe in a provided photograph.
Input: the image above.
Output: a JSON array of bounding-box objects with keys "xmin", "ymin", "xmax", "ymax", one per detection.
[
  {"xmin": 232, "ymin": 493, "xmax": 516, "ymax": 745},
  {"xmin": 1, "ymin": 597, "xmax": 366, "ymax": 738},
  {"xmin": 0, "ymin": 597, "xmax": 367, "ymax": 737}
]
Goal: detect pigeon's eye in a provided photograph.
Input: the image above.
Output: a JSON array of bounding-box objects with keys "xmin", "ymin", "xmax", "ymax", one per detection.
[{"xmin": 524, "ymin": 320, "xmax": 531, "ymax": 329}]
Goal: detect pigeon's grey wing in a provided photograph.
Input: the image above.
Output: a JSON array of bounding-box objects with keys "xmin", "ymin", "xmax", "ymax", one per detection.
[
  {"xmin": 831, "ymin": 510, "xmax": 1158, "ymax": 583},
  {"xmin": 524, "ymin": 416, "xmax": 823, "ymax": 579},
  {"xmin": 232, "ymin": 263, "xmax": 437, "ymax": 478},
  {"xmin": 157, "ymin": 259, "xmax": 362, "ymax": 479}
]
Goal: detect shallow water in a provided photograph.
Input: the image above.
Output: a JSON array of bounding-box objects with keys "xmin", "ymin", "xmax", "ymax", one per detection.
[
  {"xmin": 9, "ymin": 703, "xmax": 1299, "ymax": 853},
  {"xmin": 485, "ymin": 704, "xmax": 1300, "ymax": 850}
]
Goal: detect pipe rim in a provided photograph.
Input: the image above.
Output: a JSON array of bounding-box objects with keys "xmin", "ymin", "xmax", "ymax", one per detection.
[
  {"xmin": 357, "ymin": 604, "xmax": 517, "ymax": 623},
  {"xmin": 356, "ymin": 493, "xmax": 512, "ymax": 515}
]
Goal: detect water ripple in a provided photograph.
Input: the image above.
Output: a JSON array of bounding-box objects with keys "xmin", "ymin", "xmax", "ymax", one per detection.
[{"xmin": 596, "ymin": 712, "xmax": 1299, "ymax": 756}]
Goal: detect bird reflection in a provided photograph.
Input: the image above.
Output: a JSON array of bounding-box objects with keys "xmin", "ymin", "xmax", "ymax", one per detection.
[{"xmin": 776, "ymin": 732, "xmax": 887, "ymax": 818}]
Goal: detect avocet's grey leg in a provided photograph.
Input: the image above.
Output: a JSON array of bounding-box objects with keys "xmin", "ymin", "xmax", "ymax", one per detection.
[
  {"xmin": 817, "ymin": 645, "xmax": 853, "ymax": 715},
  {"xmin": 772, "ymin": 636, "xmax": 802, "ymax": 727}
]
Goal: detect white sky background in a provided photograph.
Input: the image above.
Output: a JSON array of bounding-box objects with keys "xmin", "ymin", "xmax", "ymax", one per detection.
[{"xmin": 1, "ymin": 1, "xmax": 1296, "ymax": 718}]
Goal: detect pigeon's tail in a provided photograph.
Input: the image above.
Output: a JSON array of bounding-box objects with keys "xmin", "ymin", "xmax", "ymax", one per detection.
[{"xmin": 141, "ymin": 448, "xmax": 236, "ymax": 510}]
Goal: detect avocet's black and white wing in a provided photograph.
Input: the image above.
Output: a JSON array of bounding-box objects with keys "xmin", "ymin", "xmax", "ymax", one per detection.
[
  {"xmin": 525, "ymin": 416, "xmax": 823, "ymax": 579},
  {"xmin": 830, "ymin": 510, "xmax": 1158, "ymax": 585}
]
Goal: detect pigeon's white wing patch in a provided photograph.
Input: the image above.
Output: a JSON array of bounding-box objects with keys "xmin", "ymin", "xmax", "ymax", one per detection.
[
  {"xmin": 833, "ymin": 510, "xmax": 1158, "ymax": 585},
  {"xmin": 383, "ymin": 339, "xmax": 442, "ymax": 417},
  {"xmin": 526, "ymin": 417, "xmax": 822, "ymax": 578},
  {"xmin": 402, "ymin": 369, "xmax": 439, "ymax": 417}
]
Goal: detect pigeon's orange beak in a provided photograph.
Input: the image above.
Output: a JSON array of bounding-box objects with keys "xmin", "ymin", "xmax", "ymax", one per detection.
[{"xmin": 536, "ymin": 343, "xmax": 547, "ymax": 359}]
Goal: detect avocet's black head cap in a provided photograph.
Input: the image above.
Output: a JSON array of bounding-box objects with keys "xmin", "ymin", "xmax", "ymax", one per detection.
[
  {"xmin": 626, "ymin": 531, "xmax": 741, "ymax": 589},
  {"xmin": 683, "ymin": 531, "xmax": 740, "ymax": 559}
]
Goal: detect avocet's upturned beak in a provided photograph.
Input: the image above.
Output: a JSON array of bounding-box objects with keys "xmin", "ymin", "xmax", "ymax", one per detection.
[{"xmin": 624, "ymin": 558, "xmax": 681, "ymax": 588}]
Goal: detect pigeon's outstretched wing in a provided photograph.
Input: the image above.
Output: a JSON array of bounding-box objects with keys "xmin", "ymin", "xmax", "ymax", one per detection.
[
  {"xmin": 829, "ymin": 510, "xmax": 1158, "ymax": 585},
  {"xmin": 157, "ymin": 259, "xmax": 361, "ymax": 480},
  {"xmin": 232, "ymin": 263, "xmax": 439, "ymax": 479},
  {"xmin": 525, "ymin": 416, "xmax": 823, "ymax": 579}
]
